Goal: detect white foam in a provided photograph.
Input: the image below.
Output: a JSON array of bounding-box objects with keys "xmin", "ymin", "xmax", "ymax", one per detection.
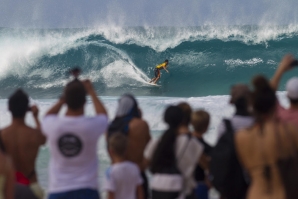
[
  {"xmin": 225, "ymin": 58, "xmax": 264, "ymax": 68},
  {"xmin": 97, "ymin": 60, "xmax": 149, "ymax": 88},
  {"xmin": 93, "ymin": 25, "xmax": 298, "ymax": 52},
  {"xmin": 171, "ymin": 51, "xmax": 209, "ymax": 67}
]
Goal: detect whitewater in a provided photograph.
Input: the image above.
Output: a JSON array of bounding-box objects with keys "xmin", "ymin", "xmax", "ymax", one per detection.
[{"xmin": 0, "ymin": 25, "xmax": 297, "ymax": 197}]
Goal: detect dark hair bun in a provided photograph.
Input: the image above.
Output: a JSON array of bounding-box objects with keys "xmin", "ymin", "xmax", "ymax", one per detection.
[{"xmin": 164, "ymin": 106, "xmax": 183, "ymax": 128}]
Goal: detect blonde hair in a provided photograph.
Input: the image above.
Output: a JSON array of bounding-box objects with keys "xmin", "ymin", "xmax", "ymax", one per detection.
[{"xmin": 191, "ymin": 110, "xmax": 210, "ymax": 133}]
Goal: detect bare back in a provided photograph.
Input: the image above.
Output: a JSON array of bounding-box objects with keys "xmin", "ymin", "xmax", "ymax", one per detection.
[
  {"xmin": 126, "ymin": 118, "xmax": 151, "ymax": 171},
  {"xmin": 236, "ymin": 120, "xmax": 298, "ymax": 199},
  {"xmin": 2, "ymin": 124, "xmax": 45, "ymax": 183}
]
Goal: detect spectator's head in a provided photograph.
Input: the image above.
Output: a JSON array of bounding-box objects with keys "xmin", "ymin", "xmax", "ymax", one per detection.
[
  {"xmin": 116, "ymin": 94, "xmax": 140, "ymax": 118},
  {"xmin": 150, "ymin": 106, "xmax": 183, "ymax": 174},
  {"xmin": 177, "ymin": 102, "xmax": 192, "ymax": 126},
  {"xmin": 191, "ymin": 110, "xmax": 210, "ymax": 134},
  {"xmin": 251, "ymin": 75, "xmax": 277, "ymax": 122},
  {"xmin": 164, "ymin": 105, "xmax": 184, "ymax": 129},
  {"xmin": 9, "ymin": 89, "xmax": 29, "ymax": 118},
  {"xmin": 230, "ymin": 84, "xmax": 251, "ymax": 111},
  {"xmin": 64, "ymin": 79, "xmax": 86, "ymax": 110},
  {"xmin": 108, "ymin": 133, "xmax": 128, "ymax": 158},
  {"xmin": 286, "ymin": 77, "xmax": 298, "ymax": 105}
]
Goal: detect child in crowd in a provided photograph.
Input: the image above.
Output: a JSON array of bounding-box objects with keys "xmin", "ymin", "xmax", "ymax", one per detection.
[
  {"xmin": 108, "ymin": 94, "xmax": 151, "ymax": 199},
  {"xmin": 191, "ymin": 110, "xmax": 213, "ymax": 199},
  {"xmin": 105, "ymin": 133, "xmax": 144, "ymax": 199}
]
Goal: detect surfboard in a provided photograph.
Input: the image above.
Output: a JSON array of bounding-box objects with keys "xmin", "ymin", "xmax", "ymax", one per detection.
[{"xmin": 146, "ymin": 82, "xmax": 161, "ymax": 87}]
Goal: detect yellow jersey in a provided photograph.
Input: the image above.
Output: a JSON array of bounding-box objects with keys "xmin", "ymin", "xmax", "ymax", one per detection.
[{"xmin": 156, "ymin": 62, "xmax": 167, "ymax": 70}]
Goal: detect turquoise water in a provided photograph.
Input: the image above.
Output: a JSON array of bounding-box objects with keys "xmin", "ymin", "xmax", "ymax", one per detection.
[{"xmin": 0, "ymin": 26, "xmax": 298, "ymax": 98}]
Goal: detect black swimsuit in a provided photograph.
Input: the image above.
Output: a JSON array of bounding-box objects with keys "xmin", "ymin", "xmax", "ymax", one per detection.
[{"xmin": 154, "ymin": 68, "xmax": 159, "ymax": 78}]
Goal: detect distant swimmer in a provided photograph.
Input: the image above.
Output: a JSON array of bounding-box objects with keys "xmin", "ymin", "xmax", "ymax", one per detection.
[{"xmin": 149, "ymin": 59, "xmax": 169, "ymax": 84}]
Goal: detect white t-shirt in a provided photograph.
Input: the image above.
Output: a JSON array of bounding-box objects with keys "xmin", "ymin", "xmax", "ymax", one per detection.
[
  {"xmin": 41, "ymin": 114, "xmax": 108, "ymax": 193},
  {"xmin": 104, "ymin": 161, "xmax": 143, "ymax": 199},
  {"xmin": 144, "ymin": 134, "xmax": 204, "ymax": 196},
  {"xmin": 217, "ymin": 115, "xmax": 254, "ymax": 141}
]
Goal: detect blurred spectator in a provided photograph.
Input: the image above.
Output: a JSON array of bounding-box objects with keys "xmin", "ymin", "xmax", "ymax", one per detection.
[
  {"xmin": 41, "ymin": 79, "xmax": 108, "ymax": 199},
  {"xmin": 235, "ymin": 75, "xmax": 298, "ymax": 199},
  {"xmin": 217, "ymin": 84, "xmax": 254, "ymax": 140},
  {"xmin": 191, "ymin": 110, "xmax": 212, "ymax": 199},
  {"xmin": 104, "ymin": 133, "xmax": 144, "ymax": 199},
  {"xmin": 144, "ymin": 105, "xmax": 204, "ymax": 199},
  {"xmin": 108, "ymin": 94, "xmax": 151, "ymax": 199},
  {"xmin": 270, "ymin": 54, "xmax": 298, "ymax": 126},
  {"xmin": 177, "ymin": 102, "xmax": 207, "ymax": 199},
  {"xmin": 0, "ymin": 89, "xmax": 45, "ymax": 199}
]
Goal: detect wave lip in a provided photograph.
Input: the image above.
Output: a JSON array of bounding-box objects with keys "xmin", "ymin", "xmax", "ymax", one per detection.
[{"xmin": 95, "ymin": 25, "xmax": 298, "ymax": 51}]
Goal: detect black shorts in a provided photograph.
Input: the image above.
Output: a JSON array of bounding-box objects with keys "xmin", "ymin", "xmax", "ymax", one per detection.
[{"xmin": 154, "ymin": 68, "xmax": 159, "ymax": 78}]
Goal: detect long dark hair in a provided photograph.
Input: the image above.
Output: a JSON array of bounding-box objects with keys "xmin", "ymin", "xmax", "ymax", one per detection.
[
  {"xmin": 251, "ymin": 75, "xmax": 277, "ymax": 123},
  {"xmin": 150, "ymin": 106, "xmax": 184, "ymax": 174}
]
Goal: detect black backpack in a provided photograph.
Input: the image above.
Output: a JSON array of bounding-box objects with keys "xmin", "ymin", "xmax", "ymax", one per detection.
[{"xmin": 210, "ymin": 119, "xmax": 248, "ymax": 199}]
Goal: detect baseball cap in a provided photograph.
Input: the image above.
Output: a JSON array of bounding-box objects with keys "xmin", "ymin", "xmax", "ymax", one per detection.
[
  {"xmin": 230, "ymin": 84, "xmax": 251, "ymax": 104},
  {"xmin": 286, "ymin": 77, "xmax": 298, "ymax": 100}
]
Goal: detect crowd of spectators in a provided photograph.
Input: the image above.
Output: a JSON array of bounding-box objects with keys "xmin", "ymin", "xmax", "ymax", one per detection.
[{"xmin": 0, "ymin": 54, "xmax": 298, "ymax": 199}]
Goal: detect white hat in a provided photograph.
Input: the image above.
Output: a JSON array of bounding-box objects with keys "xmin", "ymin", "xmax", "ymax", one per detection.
[{"xmin": 286, "ymin": 77, "xmax": 298, "ymax": 100}]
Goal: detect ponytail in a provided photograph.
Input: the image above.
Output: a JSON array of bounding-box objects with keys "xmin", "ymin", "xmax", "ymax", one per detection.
[{"xmin": 150, "ymin": 106, "xmax": 183, "ymax": 173}]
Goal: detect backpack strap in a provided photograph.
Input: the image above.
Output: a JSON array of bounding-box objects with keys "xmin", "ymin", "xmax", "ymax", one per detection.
[{"xmin": 223, "ymin": 119, "xmax": 234, "ymax": 134}]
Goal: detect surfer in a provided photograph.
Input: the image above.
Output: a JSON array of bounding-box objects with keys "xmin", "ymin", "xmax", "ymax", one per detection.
[{"xmin": 149, "ymin": 59, "xmax": 169, "ymax": 84}]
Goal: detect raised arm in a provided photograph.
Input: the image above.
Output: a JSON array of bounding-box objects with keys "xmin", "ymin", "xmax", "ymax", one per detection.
[
  {"xmin": 45, "ymin": 98, "xmax": 65, "ymax": 116},
  {"xmin": 270, "ymin": 54, "xmax": 295, "ymax": 91},
  {"xmin": 83, "ymin": 80, "xmax": 107, "ymax": 115},
  {"xmin": 31, "ymin": 105, "xmax": 41, "ymax": 130},
  {"xmin": 31, "ymin": 105, "xmax": 46, "ymax": 144}
]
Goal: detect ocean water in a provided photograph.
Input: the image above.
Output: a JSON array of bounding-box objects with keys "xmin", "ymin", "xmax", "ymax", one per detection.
[
  {"xmin": 1, "ymin": 26, "xmax": 298, "ymax": 98},
  {"xmin": 0, "ymin": 26, "xmax": 295, "ymax": 197}
]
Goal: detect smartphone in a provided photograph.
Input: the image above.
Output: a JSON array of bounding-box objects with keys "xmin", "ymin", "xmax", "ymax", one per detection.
[{"xmin": 290, "ymin": 60, "xmax": 298, "ymax": 67}]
